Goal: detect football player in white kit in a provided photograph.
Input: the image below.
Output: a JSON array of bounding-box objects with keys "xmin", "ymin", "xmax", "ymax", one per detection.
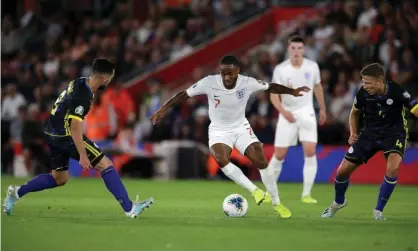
[
  {"xmin": 268, "ymin": 35, "xmax": 327, "ymax": 204},
  {"xmin": 151, "ymin": 55, "xmax": 310, "ymax": 218}
]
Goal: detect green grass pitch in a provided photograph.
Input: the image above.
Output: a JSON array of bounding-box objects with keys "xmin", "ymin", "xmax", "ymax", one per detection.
[{"xmin": 1, "ymin": 176, "xmax": 418, "ymax": 251}]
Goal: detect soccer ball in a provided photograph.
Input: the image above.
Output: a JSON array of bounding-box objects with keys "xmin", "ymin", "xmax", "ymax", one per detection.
[{"xmin": 222, "ymin": 194, "xmax": 248, "ymax": 217}]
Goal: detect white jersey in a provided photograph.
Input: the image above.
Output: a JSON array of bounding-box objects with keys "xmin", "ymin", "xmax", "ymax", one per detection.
[
  {"xmin": 186, "ymin": 74, "xmax": 269, "ymax": 131},
  {"xmin": 272, "ymin": 58, "xmax": 320, "ymax": 111}
]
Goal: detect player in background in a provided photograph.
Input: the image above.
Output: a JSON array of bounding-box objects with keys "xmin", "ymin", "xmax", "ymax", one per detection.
[
  {"xmin": 321, "ymin": 63, "xmax": 418, "ymax": 220},
  {"xmin": 3, "ymin": 58, "xmax": 154, "ymax": 218},
  {"xmin": 268, "ymin": 36, "xmax": 327, "ymax": 204},
  {"xmin": 151, "ymin": 55, "xmax": 310, "ymax": 218}
]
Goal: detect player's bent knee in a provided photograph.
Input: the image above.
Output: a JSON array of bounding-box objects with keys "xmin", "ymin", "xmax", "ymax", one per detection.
[
  {"xmin": 54, "ymin": 177, "xmax": 68, "ymax": 186},
  {"xmin": 386, "ymin": 154, "xmax": 402, "ymax": 177},
  {"xmin": 386, "ymin": 167, "xmax": 399, "ymax": 177},
  {"xmin": 302, "ymin": 142, "xmax": 316, "ymax": 157},
  {"xmin": 51, "ymin": 170, "xmax": 69, "ymax": 186},
  {"xmin": 336, "ymin": 159, "xmax": 358, "ymax": 178},
  {"xmin": 212, "ymin": 153, "xmax": 230, "ymax": 167},
  {"xmin": 214, "ymin": 157, "xmax": 230, "ymax": 168},
  {"xmin": 254, "ymin": 159, "xmax": 268, "ymax": 170},
  {"xmin": 304, "ymin": 148, "xmax": 316, "ymax": 157},
  {"xmin": 274, "ymin": 147, "xmax": 288, "ymax": 160},
  {"xmin": 95, "ymin": 156, "xmax": 114, "ymax": 172}
]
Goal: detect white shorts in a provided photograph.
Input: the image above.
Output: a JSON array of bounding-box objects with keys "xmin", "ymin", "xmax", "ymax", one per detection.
[
  {"xmin": 209, "ymin": 125, "xmax": 260, "ymax": 155},
  {"xmin": 274, "ymin": 107, "xmax": 317, "ymax": 147}
]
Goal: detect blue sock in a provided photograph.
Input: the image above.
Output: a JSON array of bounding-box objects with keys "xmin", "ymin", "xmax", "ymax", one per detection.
[
  {"xmin": 375, "ymin": 175, "xmax": 397, "ymax": 212},
  {"xmin": 334, "ymin": 176, "xmax": 349, "ymax": 204},
  {"xmin": 101, "ymin": 166, "xmax": 133, "ymax": 212},
  {"xmin": 17, "ymin": 173, "xmax": 58, "ymax": 198}
]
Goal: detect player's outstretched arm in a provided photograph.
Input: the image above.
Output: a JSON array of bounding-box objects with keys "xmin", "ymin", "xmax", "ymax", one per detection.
[
  {"xmin": 267, "ymin": 83, "xmax": 310, "ymax": 96},
  {"xmin": 71, "ymin": 119, "xmax": 92, "ymax": 170},
  {"xmin": 150, "ymin": 90, "xmax": 189, "ymax": 125}
]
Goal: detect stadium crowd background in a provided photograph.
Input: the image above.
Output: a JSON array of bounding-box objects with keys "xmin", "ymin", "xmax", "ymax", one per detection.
[{"xmin": 2, "ymin": 0, "xmax": 418, "ymax": 174}]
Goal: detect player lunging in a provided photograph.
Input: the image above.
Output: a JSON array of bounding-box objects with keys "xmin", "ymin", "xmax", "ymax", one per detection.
[
  {"xmin": 268, "ymin": 36, "xmax": 326, "ymax": 204},
  {"xmin": 151, "ymin": 55, "xmax": 310, "ymax": 218},
  {"xmin": 321, "ymin": 63, "xmax": 418, "ymax": 220},
  {"xmin": 3, "ymin": 58, "xmax": 154, "ymax": 218}
]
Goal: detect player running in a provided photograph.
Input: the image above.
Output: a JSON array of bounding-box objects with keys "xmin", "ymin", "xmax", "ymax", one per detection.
[
  {"xmin": 321, "ymin": 63, "xmax": 418, "ymax": 220},
  {"xmin": 268, "ymin": 35, "xmax": 327, "ymax": 204},
  {"xmin": 3, "ymin": 58, "xmax": 154, "ymax": 218},
  {"xmin": 151, "ymin": 55, "xmax": 310, "ymax": 218}
]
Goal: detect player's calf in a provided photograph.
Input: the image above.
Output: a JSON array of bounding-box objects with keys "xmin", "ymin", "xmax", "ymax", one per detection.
[
  {"xmin": 211, "ymin": 143, "xmax": 257, "ymax": 191},
  {"xmin": 16, "ymin": 171, "xmax": 66, "ymax": 198},
  {"xmin": 245, "ymin": 142, "xmax": 280, "ymax": 206},
  {"xmin": 334, "ymin": 159, "xmax": 357, "ymax": 204},
  {"xmin": 301, "ymin": 142, "xmax": 318, "ymax": 202},
  {"xmin": 95, "ymin": 156, "xmax": 154, "ymax": 217},
  {"xmin": 51, "ymin": 170, "xmax": 70, "ymax": 186},
  {"xmin": 211, "ymin": 151, "xmax": 230, "ymax": 168},
  {"xmin": 96, "ymin": 156, "xmax": 133, "ymax": 212},
  {"xmin": 218, "ymin": 161, "xmax": 259, "ymax": 194},
  {"xmin": 251, "ymin": 158, "xmax": 268, "ymax": 170},
  {"xmin": 3, "ymin": 171, "xmax": 67, "ymax": 215},
  {"xmin": 321, "ymin": 159, "xmax": 357, "ymax": 218},
  {"xmin": 268, "ymin": 147, "xmax": 287, "ymax": 182},
  {"xmin": 374, "ymin": 153, "xmax": 402, "ymax": 217}
]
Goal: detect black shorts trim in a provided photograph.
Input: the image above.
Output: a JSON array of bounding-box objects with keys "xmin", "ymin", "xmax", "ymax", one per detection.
[
  {"xmin": 384, "ymin": 150, "xmax": 404, "ymax": 159},
  {"xmin": 344, "ymin": 155, "xmax": 363, "ymax": 165},
  {"xmin": 53, "ymin": 167, "xmax": 68, "ymax": 172},
  {"xmin": 83, "ymin": 140, "xmax": 104, "ymax": 167}
]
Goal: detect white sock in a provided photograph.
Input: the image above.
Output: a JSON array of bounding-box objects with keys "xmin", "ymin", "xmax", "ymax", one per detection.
[
  {"xmin": 221, "ymin": 162, "xmax": 258, "ymax": 193},
  {"xmin": 14, "ymin": 186, "xmax": 21, "ymax": 199},
  {"xmin": 302, "ymin": 156, "xmax": 317, "ymax": 197},
  {"xmin": 259, "ymin": 167, "xmax": 280, "ymax": 205},
  {"xmin": 268, "ymin": 156, "xmax": 284, "ymax": 182}
]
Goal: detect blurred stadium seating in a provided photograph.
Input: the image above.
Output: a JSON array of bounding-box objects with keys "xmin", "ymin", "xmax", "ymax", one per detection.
[{"xmin": 2, "ymin": 0, "xmax": 418, "ymax": 183}]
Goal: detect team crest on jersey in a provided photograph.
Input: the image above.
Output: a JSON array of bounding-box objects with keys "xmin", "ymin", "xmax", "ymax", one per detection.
[
  {"xmin": 236, "ymin": 89, "xmax": 245, "ymax": 101},
  {"xmin": 386, "ymin": 99, "xmax": 393, "ymax": 105},
  {"xmin": 304, "ymin": 72, "xmax": 310, "ymax": 80},
  {"xmin": 75, "ymin": 106, "xmax": 84, "ymax": 115},
  {"xmin": 403, "ymin": 91, "xmax": 411, "ymax": 99}
]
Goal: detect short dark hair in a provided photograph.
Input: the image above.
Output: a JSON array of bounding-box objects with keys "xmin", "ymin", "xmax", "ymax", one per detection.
[
  {"xmin": 288, "ymin": 35, "xmax": 305, "ymax": 44},
  {"xmin": 220, "ymin": 55, "xmax": 240, "ymax": 67},
  {"xmin": 360, "ymin": 63, "xmax": 385, "ymax": 79},
  {"xmin": 92, "ymin": 58, "xmax": 115, "ymax": 74}
]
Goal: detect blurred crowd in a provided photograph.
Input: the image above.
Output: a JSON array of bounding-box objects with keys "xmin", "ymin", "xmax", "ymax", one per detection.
[
  {"xmin": 2, "ymin": 0, "xmax": 418, "ymax": 173},
  {"xmin": 0, "ymin": 0, "xmax": 267, "ymax": 172},
  {"xmin": 154, "ymin": 0, "xmax": 418, "ymax": 146}
]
